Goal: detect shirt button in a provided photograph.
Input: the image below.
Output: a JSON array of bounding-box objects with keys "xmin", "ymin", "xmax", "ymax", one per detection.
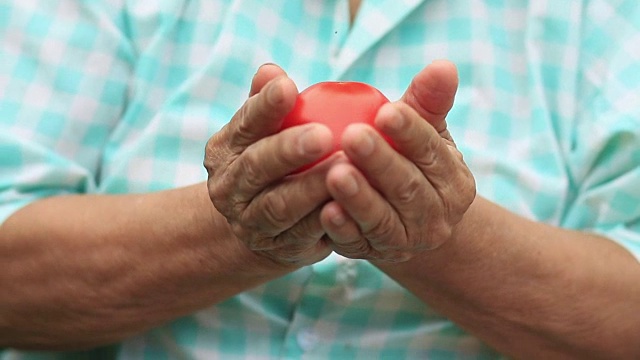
[{"xmin": 297, "ymin": 328, "xmax": 319, "ymax": 352}]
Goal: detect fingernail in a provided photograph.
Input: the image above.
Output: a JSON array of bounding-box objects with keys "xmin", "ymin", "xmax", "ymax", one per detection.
[
  {"xmin": 379, "ymin": 104, "xmax": 404, "ymax": 132},
  {"xmin": 267, "ymin": 78, "xmax": 284, "ymax": 105},
  {"xmin": 255, "ymin": 62, "xmax": 277, "ymax": 76},
  {"xmin": 354, "ymin": 130, "xmax": 375, "ymax": 156},
  {"xmin": 299, "ymin": 126, "xmax": 326, "ymax": 156},
  {"xmin": 338, "ymin": 173, "xmax": 359, "ymax": 197},
  {"xmin": 260, "ymin": 62, "xmax": 277, "ymax": 69},
  {"xmin": 331, "ymin": 211, "xmax": 347, "ymax": 227}
]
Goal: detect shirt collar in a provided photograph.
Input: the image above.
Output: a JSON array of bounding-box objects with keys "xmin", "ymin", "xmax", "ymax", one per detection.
[{"xmin": 332, "ymin": 0, "xmax": 425, "ymax": 78}]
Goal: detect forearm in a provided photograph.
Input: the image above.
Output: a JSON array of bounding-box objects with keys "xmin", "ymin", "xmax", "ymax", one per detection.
[
  {"xmin": 377, "ymin": 196, "xmax": 640, "ymax": 359},
  {"xmin": 0, "ymin": 182, "xmax": 291, "ymax": 350}
]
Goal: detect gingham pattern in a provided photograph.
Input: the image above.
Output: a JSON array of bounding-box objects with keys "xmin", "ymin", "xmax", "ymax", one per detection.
[{"xmin": 1, "ymin": 0, "xmax": 639, "ymax": 358}]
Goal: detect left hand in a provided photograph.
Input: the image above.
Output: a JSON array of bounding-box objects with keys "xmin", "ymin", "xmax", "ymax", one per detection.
[{"xmin": 319, "ymin": 60, "xmax": 476, "ymax": 262}]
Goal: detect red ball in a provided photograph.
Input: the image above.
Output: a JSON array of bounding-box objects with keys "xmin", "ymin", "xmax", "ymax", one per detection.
[{"xmin": 281, "ymin": 81, "xmax": 391, "ymax": 173}]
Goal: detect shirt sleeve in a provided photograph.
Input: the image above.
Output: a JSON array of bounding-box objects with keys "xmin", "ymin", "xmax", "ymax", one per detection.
[
  {"xmin": 0, "ymin": 1, "xmax": 133, "ymax": 224},
  {"xmin": 561, "ymin": 1, "xmax": 640, "ymax": 260}
]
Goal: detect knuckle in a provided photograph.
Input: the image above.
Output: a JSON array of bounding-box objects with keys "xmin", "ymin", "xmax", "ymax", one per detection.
[
  {"xmin": 364, "ymin": 210, "xmax": 398, "ymax": 244},
  {"xmin": 452, "ymin": 147, "xmax": 465, "ymax": 162},
  {"xmin": 203, "ymin": 144, "xmax": 217, "ymax": 174},
  {"xmin": 452, "ymin": 168, "xmax": 476, "ymax": 214},
  {"xmin": 203, "ymin": 145, "xmax": 225, "ymax": 188},
  {"xmin": 229, "ymin": 102, "xmax": 260, "ymax": 149},
  {"xmin": 207, "ymin": 179, "xmax": 230, "ymax": 215},
  {"xmin": 236, "ymin": 106, "xmax": 254, "ymax": 136},
  {"xmin": 277, "ymin": 126, "xmax": 327, "ymax": 170},
  {"xmin": 366, "ymin": 152, "xmax": 392, "ymax": 177},
  {"xmin": 247, "ymin": 89, "xmax": 269, "ymax": 115},
  {"xmin": 207, "ymin": 186, "xmax": 223, "ymax": 212},
  {"xmin": 394, "ymin": 175, "xmax": 425, "ymax": 205},
  {"xmin": 237, "ymin": 152, "xmax": 268, "ymax": 191},
  {"xmin": 204, "ymin": 127, "xmax": 223, "ymax": 149},
  {"xmin": 439, "ymin": 129, "xmax": 455, "ymax": 144},
  {"xmin": 415, "ymin": 144, "xmax": 440, "ymax": 169},
  {"xmin": 278, "ymin": 139, "xmax": 306, "ymax": 169},
  {"xmin": 286, "ymin": 215, "xmax": 323, "ymax": 243},
  {"xmin": 261, "ymin": 190, "xmax": 291, "ymax": 229},
  {"xmin": 267, "ymin": 134, "xmax": 300, "ymax": 170},
  {"xmin": 243, "ymin": 88, "xmax": 280, "ymax": 126},
  {"xmin": 232, "ymin": 127, "xmax": 254, "ymax": 151}
]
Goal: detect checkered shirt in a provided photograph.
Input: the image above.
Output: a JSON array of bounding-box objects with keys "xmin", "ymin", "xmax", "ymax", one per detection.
[{"xmin": 1, "ymin": 0, "xmax": 639, "ymax": 358}]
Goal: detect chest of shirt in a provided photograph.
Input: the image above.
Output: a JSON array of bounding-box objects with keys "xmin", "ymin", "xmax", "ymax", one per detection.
[{"xmin": 101, "ymin": 0, "xmax": 583, "ymax": 226}]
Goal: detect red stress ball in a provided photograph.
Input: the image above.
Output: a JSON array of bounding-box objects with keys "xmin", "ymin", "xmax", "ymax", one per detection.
[{"xmin": 281, "ymin": 81, "xmax": 391, "ymax": 173}]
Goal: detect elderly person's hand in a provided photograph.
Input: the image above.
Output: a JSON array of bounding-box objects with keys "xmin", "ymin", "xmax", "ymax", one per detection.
[
  {"xmin": 320, "ymin": 61, "xmax": 476, "ymax": 262},
  {"xmin": 204, "ymin": 64, "xmax": 340, "ymax": 267}
]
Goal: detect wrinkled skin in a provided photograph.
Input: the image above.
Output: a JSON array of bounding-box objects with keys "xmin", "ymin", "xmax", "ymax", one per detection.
[
  {"xmin": 204, "ymin": 65, "xmax": 337, "ymax": 266},
  {"xmin": 204, "ymin": 61, "xmax": 476, "ymax": 265}
]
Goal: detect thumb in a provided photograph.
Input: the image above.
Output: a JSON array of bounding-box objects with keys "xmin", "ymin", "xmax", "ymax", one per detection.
[
  {"xmin": 400, "ymin": 60, "xmax": 458, "ymax": 139},
  {"xmin": 249, "ymin": 63, "xmax": 289, "ymax": 97}
]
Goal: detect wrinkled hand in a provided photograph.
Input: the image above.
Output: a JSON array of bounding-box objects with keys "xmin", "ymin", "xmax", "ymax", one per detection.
[
  {"xmin": 204, "ymin": 64, "xmax": 338, "ymax": 266},
  {"xmin": 319, "ymin": 61, "xmax": 476, "ymax": 262}
]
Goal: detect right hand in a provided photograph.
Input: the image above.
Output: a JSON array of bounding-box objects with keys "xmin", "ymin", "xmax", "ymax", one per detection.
[{"xmin": 204, "ymin": 64, "xmax": 338, "ymax": 267}]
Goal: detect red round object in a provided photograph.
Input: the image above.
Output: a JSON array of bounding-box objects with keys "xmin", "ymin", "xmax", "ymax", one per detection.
[{"xmin": 281, "ymin": 81, "xmax": 391, "ymax": 173}]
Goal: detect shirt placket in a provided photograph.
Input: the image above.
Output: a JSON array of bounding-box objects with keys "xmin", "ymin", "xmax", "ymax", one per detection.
[
  {"xmin": 279, "ymin": 253, "xmax": 359, "ymax": 358},
  {"xmin": 330, "ymin": 0, "xmax": 425, "ymax": 80}
]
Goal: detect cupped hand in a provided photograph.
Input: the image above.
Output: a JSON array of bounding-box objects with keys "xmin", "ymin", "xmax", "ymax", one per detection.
[
  {"xmin": 204, "ymin": 64, "xmax": 338, "ymax": 266},
  {"xmin": 319, "ymin": 61, "xmax": 476, "ymax": 262}
]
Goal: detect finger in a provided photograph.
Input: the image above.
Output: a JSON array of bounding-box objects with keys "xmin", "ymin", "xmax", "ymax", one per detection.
[
  {"xmin": 373, "ymin": 103, "xmax": 475, "ymax": 233},
  {"xmin": 249, "ymin": 63, "xmax": 288, "ymax": 97},
  {"xmin": 204, "ymin": 74, "xmax": 299, "ymax": 179},
  {"xmin": 226, "ymin": 123, "xmax": 333, "ymax": 204},
  {"xmin": 266, "ymin": 208, "xmax": 333, "ymax": 265},
  {"xmin": 235, "ymin": 152, "xmax": 344, "ymax": 241},
  {"xmin": 229, "ymin": 75, "xmax": 300, "ymax": 153},
  {"xmin": 373, "ymin": 102, "xmax": 467, "ymax": 194},
  {"xmin": 209, "ymin": 126, "xmax": 334, "ymax": 228},
  {"xmin": 323, "ymin": 163, "xmax": 406, "ymax": 256},
  {"xmin": 320, "ymin": 201, "xmax": 374, "ymax": 259},
  {"xmin": 400, "ymin": 60, "xmax": 458, "ymax": 140},
  {"xmin": 340, "ymin": 119, "xmax": 443, "ymax": 237},
  {"xmin": 275, "ymin": 207, "xmax": 325, "ymax": 247}
]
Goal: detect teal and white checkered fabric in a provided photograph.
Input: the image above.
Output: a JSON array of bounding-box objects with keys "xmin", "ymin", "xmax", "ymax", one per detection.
[{"xmin": 2, "ymin": 0, "xmax": 639, "ymax": 358}]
